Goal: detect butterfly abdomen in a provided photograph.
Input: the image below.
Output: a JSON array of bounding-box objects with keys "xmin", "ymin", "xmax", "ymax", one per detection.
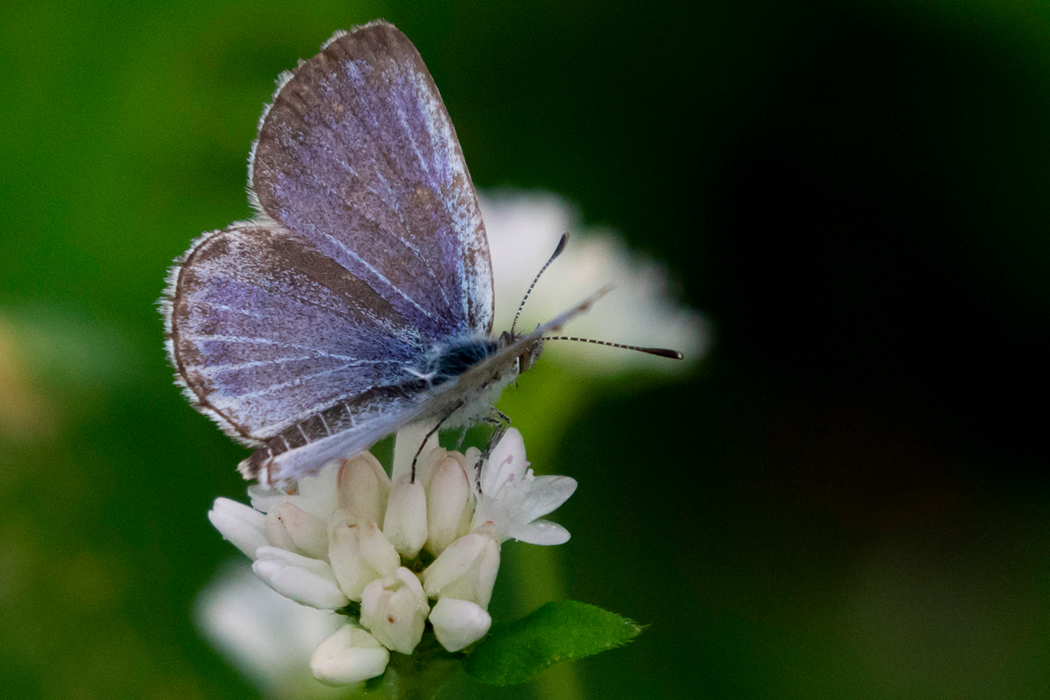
[{"xmin": 240, "ymin": 382, "xmax": 430, "ymax": 482}]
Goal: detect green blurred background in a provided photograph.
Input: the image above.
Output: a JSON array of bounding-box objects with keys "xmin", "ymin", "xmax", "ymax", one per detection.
[{"xmin": 3, "ymin": 0, "xmax": 1050, "ymax": 698}]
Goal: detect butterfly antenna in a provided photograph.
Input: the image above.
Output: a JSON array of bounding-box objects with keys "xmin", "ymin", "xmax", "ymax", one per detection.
[
  {"xmin": 543, "ymin": 336, "xmax": 684, "ymax": 359},
  {"xmin": 511, "ymin": 233, "xmax": 569, "ymax": 336}
]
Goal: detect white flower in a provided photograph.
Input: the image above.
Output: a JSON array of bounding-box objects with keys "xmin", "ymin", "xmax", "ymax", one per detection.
[
  {"xmin": 311, "ymin": 624, "xmax": 390, "ymax": 686},
  {"xmin": 359, "ymin": 567, "xmax": 430, "ymax": 654},
  {"xmin": 428, "ymin": 598, "xmax": 492, "ymax": 652},
  {"xmin": 481, "ymin": 189, "xmax": 710, "ymax": 374},
  {"xmin": 201, "ymin": 423, "xmax": 577, "ymax": 686},
  {"xmin": 422, "ymin": 531, "xmax": 501, "ymax": 609},
  {"xmin": 472, "ymin": 428, "xmax": 577, "ymax": 545}
]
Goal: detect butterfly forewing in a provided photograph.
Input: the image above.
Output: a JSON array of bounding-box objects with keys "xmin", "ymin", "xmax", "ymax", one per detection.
[{"xmin": 251, "ymin": 21, "xmax": 493, "ymax": 338}]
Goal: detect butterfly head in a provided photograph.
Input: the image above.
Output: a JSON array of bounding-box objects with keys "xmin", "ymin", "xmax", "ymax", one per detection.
[{"xmin": 498, "ymin": 330, "xmax": 544, "ymax": 377}]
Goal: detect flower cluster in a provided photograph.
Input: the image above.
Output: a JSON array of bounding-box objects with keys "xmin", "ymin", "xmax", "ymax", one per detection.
[{"xmin": 208, "ymin": 426, "xmax": 576, "ymax": 686}]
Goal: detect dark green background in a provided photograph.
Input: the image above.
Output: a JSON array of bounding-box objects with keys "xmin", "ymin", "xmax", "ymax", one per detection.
[{"xmin": 2, "ymin": 1, "xmax": 1049, "ymax": 698}]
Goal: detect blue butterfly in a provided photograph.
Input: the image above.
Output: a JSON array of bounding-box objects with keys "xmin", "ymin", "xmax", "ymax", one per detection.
[{"xmin": 162, "ymin": 21, "xmax": 675, "ymax": 483}]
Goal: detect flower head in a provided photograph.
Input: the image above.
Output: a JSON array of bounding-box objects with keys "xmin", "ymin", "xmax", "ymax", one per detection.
[{"xmin": 203, "ymin": 425, "xmax": 574, "ymax": 686}]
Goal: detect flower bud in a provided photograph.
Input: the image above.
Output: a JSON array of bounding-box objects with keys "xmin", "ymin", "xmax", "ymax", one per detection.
[
  {"xmin": 269, "ymin": 502, "xmax": 328, "ymax": 559},
  {"xmin": 426, "ymin": 454, "xmax": 472, "ymax": 555},
  {"xmin": 383, "ymin": 475, "xmax": 427, "ymax": 559},
  {"xmin": 264, "ymin": 510, "xmax": 300, "ymax": 553},
  {"xmin": 252, "ymin": 546, "xmax": 348, "ymax": 610},
  {"xmin": 328, "ymin": 519, "xmax": 399, "ymax": 600},
  {"xmin": 294, "ymin": 458, "xmax": 342, "ymax": 519},
  {"xmin": 208, "ymin": 498, "xmax": 268, "ymax": 559},
  {"xmin": 391, "ymin": 419, "xmax": 439, "ymax": 480},
  {"xmin": 360, "ymin": 568, "xmax": 429, "ymax": 654},
  {"xmin": 311, "ymin": 624, "xmax": 389, "ymax": 685},
  {"xmin": 337, "ymin": 453, "xmax": 390, "ymax": 525},
  {"xmin": 422, "ymin": 532, "xmax": 500, "ymax": 609},
  {"xmin": 429, "ymin": 598, "xmax": 492, "ymax": 652}
]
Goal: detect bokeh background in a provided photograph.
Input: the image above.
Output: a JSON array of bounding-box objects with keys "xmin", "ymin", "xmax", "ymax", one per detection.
[{"xmin": 2, "ymin": 0, "xmax": 1049, "ymax": 698}]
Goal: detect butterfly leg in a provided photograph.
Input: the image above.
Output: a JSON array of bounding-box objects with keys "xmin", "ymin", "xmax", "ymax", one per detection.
[
  {"xmin": 491, "ymin": 407, "xmax": 511, "ymax": 428},
  {"xmin": 472, "ymin": 408, "xmax": 513, "ymax": 493},
  {"xmin": 454, "ymin": 425, "xmax": 469, "ymax": 451},
  {"xmin": 410, "ymin": 399, "xmax": 464, "ymax": 482}
]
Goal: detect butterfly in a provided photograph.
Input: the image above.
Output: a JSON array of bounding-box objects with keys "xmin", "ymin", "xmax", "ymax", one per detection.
[
  {"xmin": 162, "ymin": 21, "xmax": 677, "ymax": 484},
  {"xmin": 162, "ymin": 21, "xmax": 574, "ymax": 483}
]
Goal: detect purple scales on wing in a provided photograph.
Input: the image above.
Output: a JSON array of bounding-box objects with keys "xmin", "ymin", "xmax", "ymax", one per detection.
[
  {"xmin": 168, "ymin": 222, "xmax": 425, "ymax": 443},
  {"xmin": 251, "ymin": 21, "xmax": 492, "ymax": 340}
]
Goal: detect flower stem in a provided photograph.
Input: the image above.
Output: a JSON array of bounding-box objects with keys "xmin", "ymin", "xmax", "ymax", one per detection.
[{"xmin": 381, "ymin": 630, "xmax": 462, "ymax": 700}]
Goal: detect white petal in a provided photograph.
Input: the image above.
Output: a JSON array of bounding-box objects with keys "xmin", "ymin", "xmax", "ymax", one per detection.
[
  {"xmin": 208, "ymin": 498, "xmax": 268, "ymax": 559},
  {"xmin": 252, "ymin": 547, "xmax": 348, "ymax": 610},
  {"xmin": 480, "ymin": 428, "xmax": 527, "ymax": 495},
  {"xmin": 337, "ymin": 453, "xmax": 390, "ymax": 525},
  {"xmin": 194, "ymin": 562, "xmax": 344, "ymax": 696},
  {"xmin": 519, "ymin": 475, "xmax": 578, "ymax": 522},
  {"xmin": 383, "ymin": 475, "xmax": 427, "ymax": 559},
  {"xmin": 426, "ymin": 455, "xmax": 471, "ymax": 555},
  {"xmin": 509, "ymin": 519, "xmax": 571, "ymax": 546},
  {"xmin": 311, "ymin": 623, "xmax": 389, "ymax": 686},
  {"xmin": 472, "ymin": 472, "xmax": 577, "ymax": 542},
  {"xmin": 429, "ymin": 598, "xmax": 492, "ymax": 652}
]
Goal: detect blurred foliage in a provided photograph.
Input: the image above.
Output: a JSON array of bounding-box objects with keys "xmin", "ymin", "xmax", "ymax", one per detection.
[{"xmin": 1, "ymin": 0, "xmax": 1049, "ymax": 698}]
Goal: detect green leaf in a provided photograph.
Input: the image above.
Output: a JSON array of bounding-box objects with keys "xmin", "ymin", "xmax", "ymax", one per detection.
[{"xmin": 464, "ymin": 601, "xmax": 644, "ymax": 685}]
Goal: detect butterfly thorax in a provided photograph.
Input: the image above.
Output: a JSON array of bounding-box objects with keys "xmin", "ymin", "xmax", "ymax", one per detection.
[{"xmin": 421, "ymin": 337, "xmax": 500, "ymax": 386}]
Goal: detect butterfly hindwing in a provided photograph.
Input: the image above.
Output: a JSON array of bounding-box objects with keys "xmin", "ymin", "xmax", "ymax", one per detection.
[{"xmin": 164, "ymin": 221, "xmax": 426, "ymax": 444}]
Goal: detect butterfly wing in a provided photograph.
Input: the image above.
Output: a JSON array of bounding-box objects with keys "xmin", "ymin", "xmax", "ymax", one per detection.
[
  {"xmin": 164, "ymin": 221, "xmax": 427, "ymax": 445},
  {"xmin": 164, "ymin": 22, "xmax": 494, "ymax": 476},
  {"xmin": 250, "ymin": 21, "xmax": 493, "ymax": 340}
]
